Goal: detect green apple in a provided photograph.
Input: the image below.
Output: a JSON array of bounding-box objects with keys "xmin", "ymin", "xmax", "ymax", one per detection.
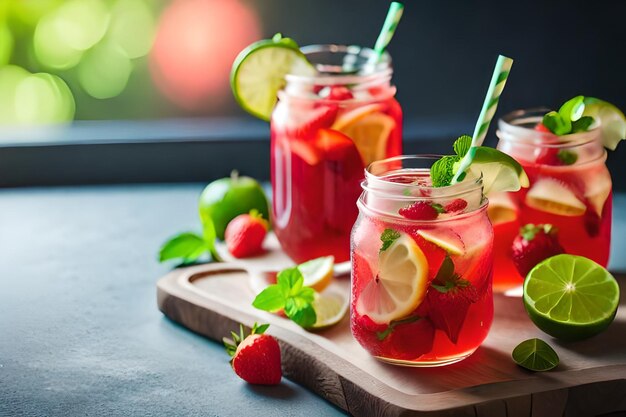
[{"xmin": 198, "ymin": 171, "xmax": 270, "ymax": 240}]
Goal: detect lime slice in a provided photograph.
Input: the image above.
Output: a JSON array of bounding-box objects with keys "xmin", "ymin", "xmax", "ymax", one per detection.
[
  {"xmin": 523, "ymin": 254, "xmax": 619, "ymax": 341},
  {"xmin": 230, "ymin": 34, "xmax": 315, "ymax": 121},
  {"xmin": 461, "ymin": 146, "xmax": 529, "ymax": 195},
  {"xmin": 356, "ymin": 233, "xmax": 429, "ymax": 324},
  {"xmin": 583, "ymin": 98, "xmax": 626, "ymax": 150},
  {"xmin": 310, "ymin": 289, "xmax": 349, "ymax": 330},
  {"xmin": 297, "ymin": 256, "xmax": 334, "ymax": 293},
  {"xmin": 417, "ymin": 228, "xmax": 465, "ymax": 255}
]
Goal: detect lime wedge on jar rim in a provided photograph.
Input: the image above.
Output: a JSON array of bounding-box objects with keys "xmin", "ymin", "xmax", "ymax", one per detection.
[
  {"xmin": 459, "ymin": 146, "xmax": 529, "ymax": 195},
  {"xmin": 582, "ymin": 97, "xmax": 626, "ymax": 150},
  {"xmin": 230, "ymin": 33, "xmax": 316, "ymax": 121},
  {"xmin": 523, "ymin": 254, "xmax": 619, "ymax": 341}
]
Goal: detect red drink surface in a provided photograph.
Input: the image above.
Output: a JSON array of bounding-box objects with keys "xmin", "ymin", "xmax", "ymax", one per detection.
[
  {"xmin": 271, "ymin": 92, "xmax": 402, "ymax": 263},
  {"xmin": 351, "ymin": 172, "xmax": 493, "ymax": 365},
  {"xmin": 491, "ymin": 153, "xmax": 612, "ymax": 290}
]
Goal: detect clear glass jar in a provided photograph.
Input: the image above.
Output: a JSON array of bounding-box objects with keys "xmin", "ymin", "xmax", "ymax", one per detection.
[
  {"xmin": 271, "ymin": 45, "xmax": 403, "ymax": 263},
  {"xmin": 350, "ymin": 156, "xmax": 494, "ymax": 366},
  {"xmin": 492, "ymin": 109, "xmax": 612, "ymax": 290}
]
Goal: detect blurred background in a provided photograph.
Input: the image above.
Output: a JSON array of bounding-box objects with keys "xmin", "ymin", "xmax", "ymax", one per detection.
[{"xmin": 0, "ymin": 0, "xmax": 625, "ymax": 187}]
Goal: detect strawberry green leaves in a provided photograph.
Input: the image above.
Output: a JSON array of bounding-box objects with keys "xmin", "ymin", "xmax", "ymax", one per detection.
[
  {"xmin": 253, "ymin": 267, "xmax": 317, "ymax": 328},
  {"xmin": 223, "ymin": 322, "xmax": 270, "ymax": 358},
  {"xmin": 512, "ymin": 338, "xmax": 559, "ymax": 371}
]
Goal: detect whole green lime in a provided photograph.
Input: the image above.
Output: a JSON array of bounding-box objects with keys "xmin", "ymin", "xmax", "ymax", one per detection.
[
  {"xmin": 198, "ymin": 172, "xmax": 270, "ymax": 240},
  {"xmin": 523, "ymin": 254, "xmax": 619, "ymax": 341}
]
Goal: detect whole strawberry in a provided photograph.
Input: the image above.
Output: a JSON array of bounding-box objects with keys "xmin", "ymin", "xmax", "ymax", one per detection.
[
  {"xmin": 223, "ymin": 323, "xmax": 282, "ymax": 385},
  {"xmin": 511, "ymin": 224, "xmax": 565, "ymax": 277},
  {"xmin": 225, "ymin": 210, "xmax": 269, "ymax": 258}
]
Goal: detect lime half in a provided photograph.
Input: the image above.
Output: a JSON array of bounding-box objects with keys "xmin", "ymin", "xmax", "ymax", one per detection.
[
  {"xmin": 230, "ymin": 34, "xmax": 315, "ymax": 121},
  {"xmin": 523, "ymin": 254, "xmax": 620, "ymax": 341},
  {"xmin": 582, "ymin": 98, "xmax": 626, "ymax": 150},
  {"xmin": 461, "ymin": 146, "xmax": 529, "ymax": 195}
]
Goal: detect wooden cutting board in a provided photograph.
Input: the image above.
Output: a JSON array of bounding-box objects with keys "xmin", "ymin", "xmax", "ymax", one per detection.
[{"xmin": 156, "ymin": 236, "xmax": 626, "ymax": 416}]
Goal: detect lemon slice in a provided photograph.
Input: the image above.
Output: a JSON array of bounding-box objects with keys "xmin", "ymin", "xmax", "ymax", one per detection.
[
  {"xmin": 356, "ymin": 233, "xmax": 429, "ymax": 324},
  {"xmin": 417, "ymin": 228, "xmax": 465, "ymax": 255},
  {"xmin": 582, "ymin": 98, "xmax": 626, "ymax": 150},
  {"xmin": 525, "ymin": 178, "xmax": 586, "ymax": 216},
  {"xmin": 487, "ymin": 192, "xmax": 518, "ymax": 225},
  {"xmin": 333, "ymin": 110, "xmax": 395, "ymax": 165},
  {"xmin": 310, "ymin": 289, "xmax": 349, "ymax": 330},
  {"xmin": 297, "ymin": 256, "xmax": 334, "ymax": 293}
]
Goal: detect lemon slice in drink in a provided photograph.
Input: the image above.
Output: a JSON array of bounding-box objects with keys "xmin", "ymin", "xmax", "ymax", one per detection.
[
  {"xmin": 297, "ymin": 256, "xmax": 334, "ymax": 293},
  {"xmin": 523, "ymin": 254, "xmax": 619, "ymax": 341},
  {"xmin": 356, "ymin": 233, "xmax": 429, "ymax": 324},
  {"xmin": 231, "ymin": 34, "xmax": 315, "ymax": 121},
  {"xmin": 332, "ymin": 104, "xmax": 395, "ymax": 165},
  {"xmin": 525, "ymin": 178, "xmax": 586, "ymax": 216},
  {"xmin": 461, "ymin": 146, "xmax": 529, "ymax": 195},
  {"xmin": 582, "ymin": 98, "xmax": 626, "ymax": 150},
  {"xmin": 310, "ymin": 289, "xmax": 349, "ymax": 330},
  {"xmin": 417, "ymin": 228, "xmax": 465, "ymax": 255}
]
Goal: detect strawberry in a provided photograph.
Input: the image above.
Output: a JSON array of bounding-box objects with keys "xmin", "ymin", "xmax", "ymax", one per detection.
[
  {"xmin": 327, "ymin": 85, "xmax": 353, "ymax": 100},
  {"xmin": 583, "ymin": 202, "xmax": 602, "ymax": 237},
  {"xmin": 536, "ymin": 148, "xmax": 578, "ymax": 166},
  {"xmin": 398, "ymin": 202, "xmax": 441, "ymax": 220},
  {"xmin": 224, "ymin": 210, "xmax": 269, "ymax": 258},
  {"xmin": 511, "ymin": 224, "xmax": 565, "ymax": 277},
  {"xmin": 534, "ymin": 122, "xmax": 552, "ymax": 133},
  {"xmin": 444, "ymin": 198, "xmax": 467, "ymax": 213},
  {"xmin": 355, "ymin": 314, "xmax": 387, "ymax": 333},
  {"xmin": 426, "ymin": 255, "xmax": 479, "ymax": 343},
  {"xmin": 224, "ymin": 323, "xmax": 281, "ymax": 385},
  {"xmin": 290, "ymin": 105, "xmax": 338, "ymax": 139},
  {"xmin": 385, "ymin": 317, "xmax": 435, "ymax": 360}
]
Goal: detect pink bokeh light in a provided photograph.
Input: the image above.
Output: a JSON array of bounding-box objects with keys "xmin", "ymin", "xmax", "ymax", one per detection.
[{"xmin": 150, "ymin": 0, "xmax": 261, "ymax": 110}]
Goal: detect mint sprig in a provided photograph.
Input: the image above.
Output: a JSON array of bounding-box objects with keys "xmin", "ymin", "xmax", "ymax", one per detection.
[
  {"xmin": 431, "ymin": 135, "xmax": 472, "ymax": 187},
  {"xmin": 380, "ymin": 229, "xmax": 401, "ymax": 252},
  {"xmin": 542, "ymin": 96, "xmax": 595, "ymax": 135},
  {"xmin": 253, "ymin": 267, "xmax": 317, "ymax": 328}
]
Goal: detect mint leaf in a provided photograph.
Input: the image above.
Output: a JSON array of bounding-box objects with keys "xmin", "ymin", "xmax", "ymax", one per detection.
[
  {"xmin": 430, "ymin": 155, "xmax": 460, "ymax": 187},
  {"xmin": 285, "ymin": 297, "xmax": 317, "ymax": 328},
  {"xmin": 571, "ymin": 116, "xmax": 594, "ymax": 133},
  {"xmin": 542, "ymin": 111, "xmax": 571, "ymax": 135},
  {"xmin": 201, "ymin": 219, "xmax": 221, "ymax": 261},
  {"xmin": 376, "ymin": 315, "xmax": 421, "ymax": 341},
  {"xmin": 557, "ymin": 150, "xmax": 578, "ymax": 165},
  {"xmin": 453, "ymin": 135, "xmax": 472, "ymax": 157},
  {"xmin": 158, "ymin": 232, "xmax": 209, "ymax": 262},
  {"xmin": 252, "ymin": 285, "xmax": 287, "ymax": 312},
  {"xmin": 558, "ymin": 95, "xmax": 585, "ymax": 122},
  {"xmin": 380, "ymin": 228, "xmax": 401, "ymax": 252},
  {"xmin": 512, "ymin": 338, "xmax": 559, "ymax": 371},
  {"xmin": 277, "ymin": 267, "xmax": 303, "ymax": 296}
]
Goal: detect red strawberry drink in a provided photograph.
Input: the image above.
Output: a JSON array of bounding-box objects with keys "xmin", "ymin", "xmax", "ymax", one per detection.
[
  {"xmin": 493, "ymin": 109, "xmax": 612, "ymax": 289},
  {"xmin": 271, "ymin": 45, "xmax": 402, "ymax": 263},
  {"xmin": 351, "ymin": 156, "xmax": 494, "ymax": 366}
]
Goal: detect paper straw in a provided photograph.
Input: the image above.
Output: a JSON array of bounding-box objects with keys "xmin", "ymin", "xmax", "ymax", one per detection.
[
  {"xmin": 373, "ymin": 2, "xmax": 405, "ymax": 60},
  {"xmin": 451, "ymin": 55, "xmax": 513, "ymax": 183}
]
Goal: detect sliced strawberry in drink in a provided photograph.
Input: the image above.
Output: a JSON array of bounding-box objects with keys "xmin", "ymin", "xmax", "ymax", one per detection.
[
  {"xmin": 413, "ymin": 234, "xmax": 447, "ymax": 281},
  {"xmin": 290, "ymin": 104, "xmax": 339, "ymax": 140},
  {"xmin": 534, "ymin": 123, "xmax": 552, "ymax": 133},
  {"xmin": 315, "ymin": 128, "xmax": 361, "ymax": 162},
  {"xmin": 355, "ymin": 314, "xmax": 388, "ymax": 333},
  {"xmin": 426, "ymin": 256, "xmax": 478, "ymax": 343},
  {"xmin": 385, "ymin": 317, "xmax": 435, "ymax": 360},
  {"xmin": 444, "ymin": 198, "xmax": 468, "ymax": 213},
  {"xmin": 398, "ymin": 202, "xmax": 440, "ymax": 220},
  {"xmin": 583, "ymin": 202, "xmax": 602, "ymax": 237}
]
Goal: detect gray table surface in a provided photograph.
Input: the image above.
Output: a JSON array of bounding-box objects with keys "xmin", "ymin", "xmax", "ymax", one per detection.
[{"xmin": 1, "ymin": 184, "xmax": 624, "ymax": 417}]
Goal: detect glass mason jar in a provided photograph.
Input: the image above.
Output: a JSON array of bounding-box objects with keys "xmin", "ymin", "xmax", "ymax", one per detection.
[
  {"xmin": 350, "ymin": 156, "xmax": 494, "ymax": 366},
  {"xmin": 271, "ymin": 45, "xmax": 403, "ymax": 263},
  {"xmin": 492, "ymin": 109, "xmax": 612, "ymax": 290}
]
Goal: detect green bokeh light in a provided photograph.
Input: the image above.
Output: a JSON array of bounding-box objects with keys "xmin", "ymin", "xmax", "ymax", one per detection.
[
  {"xmin": 108, "ymin": 0, "xmax": 155, "ymax": 59},
  {"xmin": 0, "ymin": 65, "xmax": 31, "ymax": 124},
  {"xmin": 55, "ymin": 0, "xmax": 110, "ymax": 51},
  {"xmin": 78, "ymin": 41, "xmax": 132, "ymax": 99},
  {"xmin": 0, "ymin": 23, "xmax": 14, "ymax": 66},
  {"xmin": 14, "ymin": 73, "xmax": 75, "ymax": 124},
  {"xmin": 34, "ymin": 13, "xmax": 83, "ymax": 70}
]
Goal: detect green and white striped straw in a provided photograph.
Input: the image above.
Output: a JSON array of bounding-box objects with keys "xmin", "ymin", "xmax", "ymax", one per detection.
[
  {"xmin": 373, "ymin": 2, "xmax": 404, "ymax": 60},
  {"xmin": 451, "ymin": 54, "xmax": 513, "ymax": 183}
]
